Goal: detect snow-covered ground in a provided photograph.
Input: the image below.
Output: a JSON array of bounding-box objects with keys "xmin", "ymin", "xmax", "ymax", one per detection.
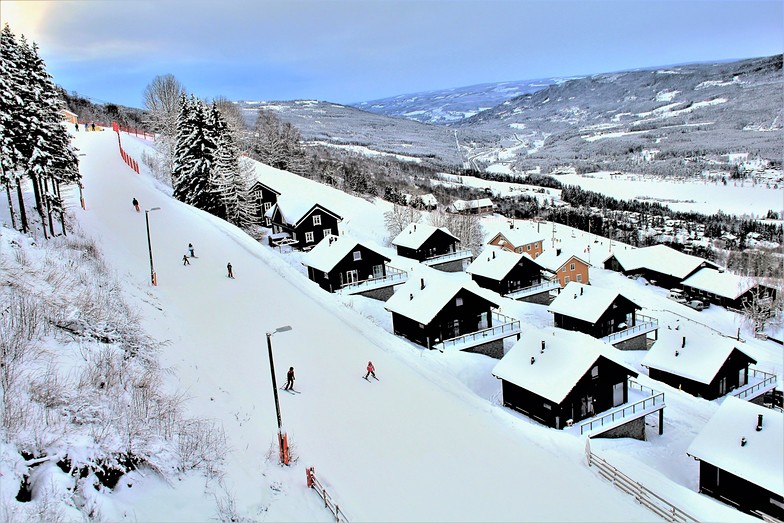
[{"xmin": 3, "ymin": 127, "xmax": 781, "ymax": 522}]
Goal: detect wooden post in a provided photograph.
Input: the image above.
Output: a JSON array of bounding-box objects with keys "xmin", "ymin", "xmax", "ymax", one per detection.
[{"xmin": 658, "ymin": 409, "xmax": 664, "ymax": 435}]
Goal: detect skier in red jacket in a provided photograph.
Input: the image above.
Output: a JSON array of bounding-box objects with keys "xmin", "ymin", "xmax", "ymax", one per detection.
[{"xmin": 365, "ymin": 361, "xmax": 376, "ymax": 380}]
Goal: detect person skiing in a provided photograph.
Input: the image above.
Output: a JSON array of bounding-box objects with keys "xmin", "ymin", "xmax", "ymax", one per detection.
[
  {"xmin": 365, "ymin": 361, "xmax": 377, "ymax": 380},
  {"xmin": 226, "ymin": 262, "xmax": 234, "ymax": 278},
  {"xmin": 284, "ymin": 367, "xmax": 295, "ymax": 390},
  {"xmin": 91, "ymin": 122, "xmax": 96, "ymax": 131},
  {"xmin": 188, "ymin": 243, "xmax": 195, "ymax": 257},
  {"xmin": 132, "ymin": 197, "xmax": 140, "ymax": 212},
  {"xmin": 182, "ymin": 254, "xmax": 190, "ymax": 266}
]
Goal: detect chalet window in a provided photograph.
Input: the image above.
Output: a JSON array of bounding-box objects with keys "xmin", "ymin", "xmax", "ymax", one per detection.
[
  {"xmin": 526, "ymin": 244, "xmax": 531, "ymax": 251},
  {"xmin": 456, "ymin": 297, "xmax": 464, "ymax": 306},
  {"xmin": 353, "ymin": 250, "xmax": 362, "ymax": 261},
  {"xmin": 543, "ymin": 403, "xmax": 551, "ymax": 410},
  {"xmin": 313, "ymin": 215, "xmax": 322, "ymax": 226},
  {"xmin": 264, "ymin": 202, "xmax": 272, "ymax": 211},
  {"xmin": 570, "ymin": 263, "xmax": 575, "ymax": 271},
  {"xmin": 591, "ymin": 366, "xmax": 599, "ymax": 379},
  {"xmin": 564, "ymin": 276, "xmax": 570, "ymax": 283},
  {"xmin": 305, "ymin": 231, "xmax": 315, "ymax": 243},
  {"xmin": 535, "ymin": 242, "xmax": 539, "ymax": 249},
  {"xmin": 323, "ymin": 228, "xmax": 332, "ymax": 238},
  {"xmin": 562, "ymin": 266, "xmax": 566, "ymax": 273},
  {"xmin": 576, "ymin": 274, "xmax": 583, "ymax": 282}
]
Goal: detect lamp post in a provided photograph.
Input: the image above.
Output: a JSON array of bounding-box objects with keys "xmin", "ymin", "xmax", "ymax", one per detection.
[
  {"xmin": 266, "ymin": 325, "xmax": 292, "ymax": 464},
  {"xmin": 145, "ymin": 207, "xmax": 161, "ymax": 286}
]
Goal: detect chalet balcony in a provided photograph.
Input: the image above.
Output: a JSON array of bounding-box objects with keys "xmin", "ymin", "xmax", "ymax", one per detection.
[
  {"xmin": 422, "ymin": 249, "xmax": 474, "ymax": 267},
  {"xmin": 731, "ymin": 368, "xmax": 778, "ymax": 402},
  {"xmin": 433, "ymin": 312, "xmax": 521, "ymax": 352},
  {"xmin": 338, "ymin": 266, "xmax": 409, "ymax": 295},
  {"xmin": 504, "ymin": 279, "xmax": 561, "ymax": 300},
  {"xmin": 566, "ymin": 380, "xmax": 666, "ymax": 437},
  {"xmin": 600, "ymin": 314, "xmax": 658, "ymax": 346}
]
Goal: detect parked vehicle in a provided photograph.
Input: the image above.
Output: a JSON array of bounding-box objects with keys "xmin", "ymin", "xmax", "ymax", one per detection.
[
  {"xmin": 686, "ymin": 299, "xmax": 707, "ymax": 311},
  {"xmin": 667, "ymin": 289, "xmax": 687, "ymax": 304}
]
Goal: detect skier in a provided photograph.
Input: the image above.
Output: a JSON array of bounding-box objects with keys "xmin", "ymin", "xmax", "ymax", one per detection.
[
  {"xmin": 182, "ymin": 254, "xmax": 190, "ymax": 266},
  {"xmin": 365, "ymin": 361, "xmax": 377, "ymax": 380},
  {"xmin": 74, "ymin": 123, "xmax": 79, "ymax": 132},
  {"xmin": 226, "ymin": 262, "xmax": 234, "ymax": 278},
  {"xmin": 91, "ymin": 122, "xmax": 96, "ymax": 131},
  {"xmin": 188, "ymin": 243, "xmax": 195, "ymax": 257},
  {"xmin": 132, "ymin": 197, "xmax": 140, "ymax": 212},
  {"xmin": 284, "ymin": 367, "xmax": 295, "ymax": 390}
]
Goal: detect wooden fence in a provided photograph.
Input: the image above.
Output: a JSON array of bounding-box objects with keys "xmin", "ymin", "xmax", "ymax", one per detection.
[
  {"xmin": 586, "ymin": 440, "xmax": 700, "ymax": 523},
  {"xmin": 306, "ymin": 467, "xmax": 349, "ymax": 523}
]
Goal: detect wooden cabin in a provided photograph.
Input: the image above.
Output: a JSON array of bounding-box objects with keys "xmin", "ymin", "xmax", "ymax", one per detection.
[
  {"xmin": 492, "ymin": 327, "xmax": 638, "ymax": 430},
  {"xmin": 487, "ymin": 227, "xmax": 544, "ymax": 259},
  {"xmin": 641, "ymin": 329, "xmax": 757, "ymax": 400},
  {"xmin": 687, "ymin": 397, "xmax": 783, "ymax": 519},
  {"xmin": 603, "ymin": 244, "xmax": 718, "ymax": 289},
  {"xmin": 384, "ymin": 271, "xmax": 499, "ymax": 349},
  {"xmin": 548, "ymin": 282, "xmax": 642, "ymax": 339},
  {"xmin": 266, "ymin": 195, "xmax": 342, "ymax": 250},
  {"xmin": 681, "ymin": 267, "xmax": 777, "ymax": 311},
  {"xmin": 391, "ymin": 223, "xmax": 460, "ymax": 262},
  {"xmin": 249, "ymin": 180, "xmax": 280, "ymax": 226},
  {"xmin": 447, "ymin": 198, "xmax": 494, "ymax": 215},
  {"xmin": 535, "ymin": 248, "xmax": 589, "ymax": 287},
  {"xmin": 302, "ymin": 234, "xmax": 391, "ymax": 293},
  {"xmin": 466, "ymin": 247, "xmax": 546, "ymax": 296}
]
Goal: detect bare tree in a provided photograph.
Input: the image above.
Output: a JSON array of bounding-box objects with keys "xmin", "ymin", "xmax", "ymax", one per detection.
[
  {"xmin": 143, "ymin": 74, "xmax": 186, "ymax": 183},
  {"xmin": 384, "ymin": 204, "xmax": 421, "ymax": 243},
  {"xmin": 741, "ymin": 285, "xmax": 781, "ymax": 335},
  {"xmin": 429, "ymin": 209, "xmax": 483, "ymax": 254}
]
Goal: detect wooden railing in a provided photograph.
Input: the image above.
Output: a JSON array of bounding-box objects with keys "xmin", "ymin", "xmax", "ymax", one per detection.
[
  {"xmin": 306, "ymin": 467, "xmax": 349, "ymax": 523},
  {"xmin": 339, "ymin": 266, "xmax": 408, "ymax": 293},
  {"xmin": 435, "ymin": 312, "xmax": 521, "ymax": 351},
  {"xmin": 732, "ymin": 368, "xmax": 777, "ymax": 401},
  {"xmin": 601, "ymin": 314, "xmax": 658, "ymax": 344},
  {"xmin": 422, "ymin": 249, "xmax": 473, "ymax": 266},
  {"xmin": 585, "ymin": 442, "xmax": 700, "ymax": 523},
  {"xmin": 577, "ymin": 380, "xmax": 664, "ymax": 436},
  {"xmin": 504, "ymin": 279, "xmax": 561, "ymax": 299}
]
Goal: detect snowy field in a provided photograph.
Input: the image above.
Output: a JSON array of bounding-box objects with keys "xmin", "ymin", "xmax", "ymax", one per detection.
[
  {"xmin": 450, "ymin": 168, "xmax": 783, "ymax": 218},
  {"xmin": 2, "ymin": 127, "xmax": 781, "ymax": 522}
]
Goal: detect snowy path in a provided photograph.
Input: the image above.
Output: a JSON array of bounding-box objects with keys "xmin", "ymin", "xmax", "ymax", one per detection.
[{"xmin": 70, "ymin": 129, "xmax": 668, "ymax": 521}]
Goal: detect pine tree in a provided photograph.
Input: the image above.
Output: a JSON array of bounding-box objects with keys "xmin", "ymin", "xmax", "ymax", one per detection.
[{"xmin": 0, "ymin": 24, "xmax": 24, "ymax": 230}]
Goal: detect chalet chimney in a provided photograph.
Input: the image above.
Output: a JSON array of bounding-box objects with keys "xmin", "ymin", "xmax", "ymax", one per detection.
[
  {"xmin": 580, "ymin": 287, "xmax": 583, "ymax": 296},
  {"xmin": 741, "ymin": 437, "xmax": 747, "ymax": 447},
  {"xmin": 675, "ymin": 350, "xmax": 679, "ymax": 357},
  {"xmin": 420, "ymin": 278, "xmax": 425, "ymax": 290},
  {"xmin": 413, "ymin": 224, "xmax": 416, "ymax": 232},
  {"xmin": 573, "ymin": 294, "xmax": 577, "ymax": 299},
  {"xmin": 509, "ymin": 221, "xmax": 514, "ymax": 230},
  {"xmin": 409, "ymin": 293, "xmax": 413, "ymax": 301},
  {"xmin": 556, "ymin": 248, "xmax": 562, "ymax": 256},
  {"xmin": 757, "ymin": 414, "xmax": 763, "ymax": 431},
  {"xmin": 530, "ymin": 356, "xmax": 535, "ymax": 365},
  {"xmin": 492, "ymin": 251, "xmax": 496, "ymax": 259},
  {"xmin": 681, "ymin": 336, "xmax": 686, "ymax": 348},
  {"xmin": 541, "ymin": 340, "xmax": 545, "ymax": 353}
]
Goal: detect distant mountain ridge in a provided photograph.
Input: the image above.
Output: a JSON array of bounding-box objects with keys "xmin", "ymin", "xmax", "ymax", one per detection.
[
  {"xmin": 352, "ymin": 78, "xmax": 564, "ymax": 124},
  {"xmin": 234, "ymin": 55, "xmax": 783, "ymax": 174}
]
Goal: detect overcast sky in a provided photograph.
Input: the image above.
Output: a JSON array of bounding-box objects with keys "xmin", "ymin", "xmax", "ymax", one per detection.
[{"xmin": 2, "ymin": 0, "xmax": 782, "ymax": 109}]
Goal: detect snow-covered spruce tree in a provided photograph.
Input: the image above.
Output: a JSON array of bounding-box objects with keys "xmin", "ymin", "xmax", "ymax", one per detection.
[
  {"xmin": 172, "ymin": 96, "xmax": 223, "ymax": 216},
  {"xmin": 212, "ymin": 120, "xmax": 256, "ymax": 229},
  {"xmin": 0, "ymin": 23, "xmax": 25, "ymax": 231}
]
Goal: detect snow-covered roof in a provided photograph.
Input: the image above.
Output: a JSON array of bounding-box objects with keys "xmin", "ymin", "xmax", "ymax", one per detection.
[
  {"xmin": 548, "ymin": 282, "xmax": 639, "ymax": 323},
  {"xmin": 492, "ymin": 327, "xmax": 637, "ymax": 404},
  {"xmin": 384, "ymin": 269, "xmax": 499, "ymax": 325},
  {"xmin": 302, "ymin": 234, "xmax": 389, "ymax": 273},
  {"xmin": 465, "ymin": 247, "xmax": 539, "ymax": 281},
  {"xmin": 535, "ymin": 249, "xmax": 587, "ymax": 272},
  {"xmin": 687, "ymin": 396, "xmax": 784, "ymax": 497},
  {"xmin": 391, "ymin": 223, "xmax": 459, "ymax": 250},
  {"xmin": 605, "ymin": 245, "xmax": 715, "ymax": 279},
  {"xmin": 265, "ymin": 193, "xmax": 342, "ymax": 227},
  {"xmin": 488, "ymin": 228, "xmax": 544, "ymax": 248},
  {"xmin": 451, "ymin": 198, "xmax": 493, "ymax": 211},
  {"xmin": 641, "ymin": 328, "xmax": 755, "ymax": 384},
  {"xmin": 681, "ymin": 267, "xmax": 758, "ymax": 300}
]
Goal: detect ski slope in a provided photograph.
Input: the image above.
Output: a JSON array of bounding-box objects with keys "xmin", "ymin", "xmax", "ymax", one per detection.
[{"xmin": 64, "ymin": 128, "xmax": 765, "ymax": 522}]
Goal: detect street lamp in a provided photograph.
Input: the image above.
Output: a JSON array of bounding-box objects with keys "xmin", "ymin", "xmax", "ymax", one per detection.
[
  {"xmin": 266, "ymin": 325, "xmax": 292, "ymax": 465},
  {"xmin": 145, "ymin": 207, "xmax": 161, "ymax": 286}
]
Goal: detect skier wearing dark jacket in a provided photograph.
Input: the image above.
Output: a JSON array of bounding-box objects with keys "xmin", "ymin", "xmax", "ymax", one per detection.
[{"xmin": 284, "ymin": 367, "xmax": 295, "ymax": 390}]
